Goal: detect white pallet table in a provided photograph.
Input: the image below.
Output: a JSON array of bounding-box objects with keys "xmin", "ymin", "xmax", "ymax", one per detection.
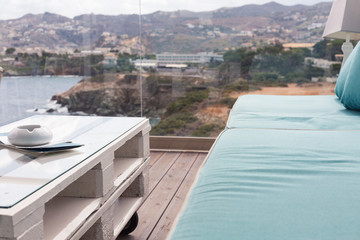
[
  {"xmin": 44, "ymin": 197, "xmax": 102, "ymax": 240},
  {"xmin": 0, "ymin": 115, "xmax": 150, "ymax": 240}
]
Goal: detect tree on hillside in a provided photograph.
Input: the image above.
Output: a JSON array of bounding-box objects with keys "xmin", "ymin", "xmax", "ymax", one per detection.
[
  {"xmin": 257, "ymin": 42, "xmax": 283, "ymax": 55},
  {"xmin": 117, "ymin": 53, "xmax": 136, "ymax": 72},
  {"xmin": 251, "ymin": 47, "xmax": 310, "ymax": 76},
  {"xmin": 218, "ymin": 47, "xmax": 256, "ymax": 84},
  {"xmin": 312, "ymin": 39, "xmax": 327, "ymax": 58},
  {"xmin": 326, "ymin": 39, "xmax": 343, "ymax": 61},
  {"xmin": 5, "ymin": 48, "xmax": 16, "ymax": 55},
  {"xmin": 313, "ymin": 39, "xmax": 344, "ymax": 61}
]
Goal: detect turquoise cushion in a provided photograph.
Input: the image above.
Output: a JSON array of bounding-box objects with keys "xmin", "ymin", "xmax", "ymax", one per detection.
[
  {"xmin": 171, "ymin": 129, "xmax": 360, "ymax": 240},
  {"xmin": 335, "ymin": 43, "xmax": 357, "ymax": 98},
  {"xmin": 340, "ymin": 43, "xmax": 360, "ymax": 110},
  {"xmin": 227, "ymin": 95, "xmax": 360, "ymax": 130}
]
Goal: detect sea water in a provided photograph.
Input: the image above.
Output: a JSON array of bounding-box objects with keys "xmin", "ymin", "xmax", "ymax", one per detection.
[{"xmin": 0, "ymin": 76, "xmax": 82, "ymax": 126}]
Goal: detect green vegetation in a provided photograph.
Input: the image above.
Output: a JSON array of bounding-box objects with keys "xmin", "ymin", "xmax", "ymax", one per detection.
[
  {"xmin": 312, "ymin": 39, "xmax": 344, "ymax": 61},
  {"xmin": 151, "ymin": 89, "xmax": 209, "ymax": 136},
  {"xmin": 151, "ymin": 113, "xmax": 198, "ymax": 135},
  {"xmin": 192, "ymin": 124, "xmax": 222, "ymax": 137},
  {"xmin": 331, "ymin": 63, "xmax": 341, "ymax": 76},
  {"xmin": 116, "ymin": 53, "xmax": 136, "ymax": 72},
  {"xmin": 144, "ymin": 54, "xmax": 156, "ymax": 59},
  {"xmin": 251, "ymin": 47, "xmax": 311, "ymax": 76},
  {"xmin": 222, "ymin": 79, "xmax": 250, "ymax": 92},
  {"xmin": 252, "ymin": 72, "xmax": 280, "ymax": 82},
  {"xmin": 304, "ymin": 65, "xmax": 325, "ymax": 80},
  {"xmin": 146, "ymin": 75, "xmax": 172, "ymax": 85},
  {"xmin": 5, "ymin": 47, "xmax": 16, "ymax": 55},
  {"xmin": 219, "ymin": 97, "xmax": 237, "ymax": 108},
  {"xmin": 217, "ymin": 40, "xmax": 342, "ymax": 91},
  {"xmin": 284, "ymin": 71, "xmax": 309, "ymax": 83},
  {"xmin": 2, "ymin": 51, "xmax": 105, "ymax": 76},
  {"xmin": 1, "ymin": 50, "xmax": 142, "ymax": 76},
  {"xmin": 218, "ymin": 48, "xmax": 256, "ymax": 84},
  {"xmin": 166, "ymin": 89, "xmax": 209, "ymax": 115}
]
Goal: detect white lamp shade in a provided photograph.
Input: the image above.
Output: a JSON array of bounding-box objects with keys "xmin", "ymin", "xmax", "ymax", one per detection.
[{"xmin": 323, "ymin": 0, "xmax": 360, "ymax": 40}]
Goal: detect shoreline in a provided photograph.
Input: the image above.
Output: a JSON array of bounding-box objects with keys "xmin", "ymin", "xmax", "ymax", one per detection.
[{"xmin": 2, "ymin": 74, "xmax": 83, "ymax": 78}]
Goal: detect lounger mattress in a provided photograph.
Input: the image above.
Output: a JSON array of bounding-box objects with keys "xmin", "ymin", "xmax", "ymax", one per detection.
[
  {"xmin": 227, "ymin": 95, "xmax": 360, "ymax": 129},
  {"xmin": 171, "ymin": 128, "xmax": 360, "ymax": 240}
]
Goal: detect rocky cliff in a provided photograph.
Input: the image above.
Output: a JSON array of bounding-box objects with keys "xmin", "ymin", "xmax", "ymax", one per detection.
[{"xmin": 52, "ymin": 73, "xmax": 177, "ymax": 117}]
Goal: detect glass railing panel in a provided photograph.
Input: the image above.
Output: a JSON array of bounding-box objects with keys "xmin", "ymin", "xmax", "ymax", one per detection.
[{"xmin": 0, "ymin": 1, "xmax": 339, "ymax": 138}]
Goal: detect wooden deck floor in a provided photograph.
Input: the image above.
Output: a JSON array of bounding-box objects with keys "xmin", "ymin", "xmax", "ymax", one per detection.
[{"xmin": 118, "ymin": 151, "xmax": 207, "ymax": 240}]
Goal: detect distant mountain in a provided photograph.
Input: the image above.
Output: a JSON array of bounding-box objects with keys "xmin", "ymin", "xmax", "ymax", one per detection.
[
  {"xmin": 213, "ymin": 1, "xmax": 297, "ymax": 18},
  {"xmin": 12, "ymin": 12, "xmax": 71, "ymax": 27},
  {"xmin": 0, "ymin": 2, "xmax": 332, "ymax": 54}
]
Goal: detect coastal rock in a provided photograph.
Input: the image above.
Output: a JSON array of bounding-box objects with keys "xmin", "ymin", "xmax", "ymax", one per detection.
[{"xmin": 52, "ymin": 74, "xmax": 172, "ymax": 117}]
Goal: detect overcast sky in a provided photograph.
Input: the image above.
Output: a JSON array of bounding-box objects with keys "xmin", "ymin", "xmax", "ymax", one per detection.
[{"xmin": 0, "ymin": 0, "xmax": 333, "ymax": 20}]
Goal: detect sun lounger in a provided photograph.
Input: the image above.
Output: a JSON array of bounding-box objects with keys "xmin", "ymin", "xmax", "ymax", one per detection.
[{"xmin": 169, "ymin": 94, "xmax": 360, "ymax": 240}]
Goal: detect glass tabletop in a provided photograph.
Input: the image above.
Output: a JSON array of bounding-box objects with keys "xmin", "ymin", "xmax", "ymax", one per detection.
[{"xmin": 0, "ymin": 115, "xmax": 145, "ymax": 208}]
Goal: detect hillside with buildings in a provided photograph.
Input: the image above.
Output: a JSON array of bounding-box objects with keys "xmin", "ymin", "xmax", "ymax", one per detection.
[
  {"xmin": 0, "ymin": 2, "xmax": 331, "ymax": 55},
  {"xmin": 0, "ymin": 1, "xmax": 340, "ymax": 137}
]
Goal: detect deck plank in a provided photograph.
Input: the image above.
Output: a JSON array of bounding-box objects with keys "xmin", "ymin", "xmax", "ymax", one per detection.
[
  {"xmin": 148, "ymin": 153, "xmax": 207, "ymax": 240},
  {"xmin": 147, "ymin": 152, "xmax": 180, "ymax": 191},
  {"xmin": 148, "ymin": 151, "xmax": 164, "ymax": 168},
  {"xmin": 117, "ymin": 151, "xmax": 207, "ymax": 240},
  {"xmin": 131, "ymin": 152, "xmax": 199, "ymax": 239},
  {"xmin": 118, "ymin": 152, "xmax": 200, "ymax": 240}
]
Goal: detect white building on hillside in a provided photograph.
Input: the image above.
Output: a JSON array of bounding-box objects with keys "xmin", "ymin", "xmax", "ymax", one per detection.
[
  {"xmin": 304, "ymin": 57, "xmax": 340, "ymax": 69},
  {"xmin": 132, "ymin": 59, "xmax": 158, "ymax": 68},
  {"xmin": 132, "ymin": 52, "xmax": 223, "ymax": 69},
  {"xmin": 156, "ymin": 52, "xmax": 223, "ymax": 65}
]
